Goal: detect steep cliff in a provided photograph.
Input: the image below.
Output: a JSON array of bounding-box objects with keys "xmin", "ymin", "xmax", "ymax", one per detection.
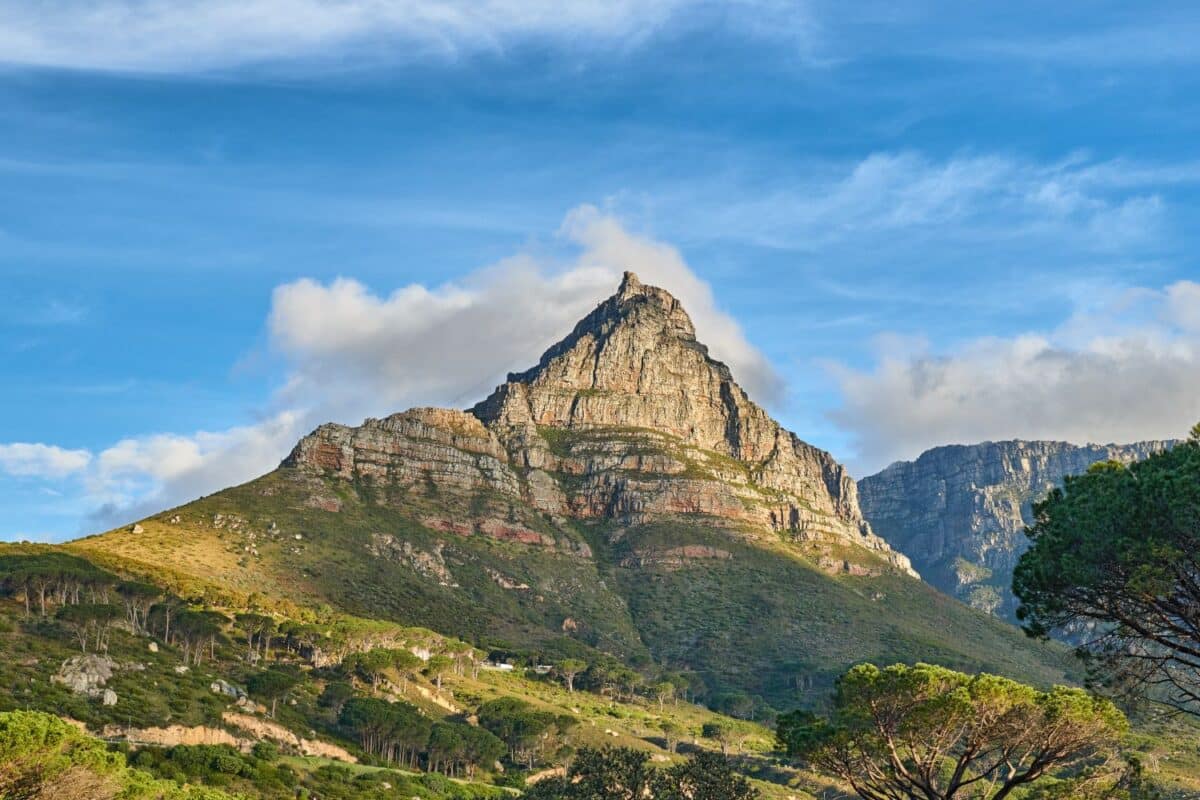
[{"xmin": 860, "ymin": 439, "xmax": 1174, "ymax": 619}]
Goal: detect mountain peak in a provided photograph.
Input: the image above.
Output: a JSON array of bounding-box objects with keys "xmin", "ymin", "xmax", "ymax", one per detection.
[
  {"xmin": 617, "ymin": 269, "xmax": 642, "ymax": 296},
  {"xmin": 470, "ymin": 273, "xmax": 723, "ymax": 437},
  {"xmin": 285, "ymin": 271, "xmax": 915, "ymax": 576}
]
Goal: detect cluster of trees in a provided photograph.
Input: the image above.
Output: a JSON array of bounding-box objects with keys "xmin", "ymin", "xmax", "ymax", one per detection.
[
  {"xmin": 778, "ymin": 663, "xmax": 1130, "ymax": 800},
  {"xmin": 337, "ymin": 697, "xmax": 503, "ymax": 777},
  {"xmin": 524, "ymin": 746, "xmax": 758, "ymax": 800},
  {"xmin": 477, "ymin": 697, "xmax": 577, "ymax": 769},
  {"xmin": 0, "ymin": 553, "xmax": 235, "ymax": 665},
  {"xmin": 0, "ymin": 553, "xmax": 115, "ymax": 617},
  {"xmin": 1015, "ymin": 425, "xmax": 1200, "ymax": 717},
  {"xmin": 335, "ymin": 642, "xmax": 477, "ymax": 697},
  {"xmin": 529, "ymin": 652, "xmax": 707, "ymax": 712},
  {"xmin": 344, "ymin": 647, "xmax": 423, "ymax": 694}
]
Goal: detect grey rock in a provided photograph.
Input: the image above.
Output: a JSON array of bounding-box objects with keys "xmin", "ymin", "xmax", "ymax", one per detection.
[
  {"xmin": 861, "ymin": 439, "xmax": 1175, "ymax": 620},
  {"xmin": 53, "ymin": 654, "xmax": 117, "ymax": 697},
  {"xmin": 102, "ymin": 688, "xmax": 118, "ymax": 706}
]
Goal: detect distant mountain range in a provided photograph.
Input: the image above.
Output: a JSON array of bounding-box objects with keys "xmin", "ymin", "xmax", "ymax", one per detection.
[{"xmin": 860, "ymin": 439, "xmax": 1176, "ymax": 622}]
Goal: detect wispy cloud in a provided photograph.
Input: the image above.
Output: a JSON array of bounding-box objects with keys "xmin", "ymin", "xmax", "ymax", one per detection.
[
  {"xmin": 647, "ymin": 151, "xmax": 1186, "ymax": 253},
  {"xmin": 0, "ymin": 443, "xmax": 92, "ymax": 478},
  {"xmin": 0, "ymin": 0, "xmax": 813, "ymax": 73},
  {"xmin": 7, "ymin": 299, "xmax": 88, "ymax": 326},
  {"xmin": 961, "ymin": 18, "xmax": 1200, "ymax": 66}
]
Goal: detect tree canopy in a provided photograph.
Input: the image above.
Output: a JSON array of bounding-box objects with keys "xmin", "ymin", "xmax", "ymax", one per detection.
[
  {"xmin": 1013, "ymin": 430, "xmax": 1200, "ymax": 715},
  {"xmin": 524, "ymin": 747, "xmax": 758, "ymax": 800},
  {"xmin": 778, "ymin": 663, "xmax": 1127, "ymax": 800}
]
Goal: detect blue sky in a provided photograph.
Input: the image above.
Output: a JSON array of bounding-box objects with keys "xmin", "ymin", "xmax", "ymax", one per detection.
[{"xmin": 3, "ymin": 1, "xmax": 1200, "ymax": 541}]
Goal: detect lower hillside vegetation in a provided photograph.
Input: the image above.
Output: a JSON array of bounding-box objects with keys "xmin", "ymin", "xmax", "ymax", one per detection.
[
  {"xmin": 0, "ymin": 709, "xmax": 238, "ymax": 800},
  {"xmin": 0, "ymin": 546, "xmax": 814, "ymax": 798},
  {"xmin": 4, "ymin": 468, "xmax": 1200, "ymax": 799},
  {"xmin": 777, "ymin": 663, "xmax": 1138, "ymax": 800},
  {"xmin": 523, "ymin": 746, "xmax": 759, "ymax": 800}
]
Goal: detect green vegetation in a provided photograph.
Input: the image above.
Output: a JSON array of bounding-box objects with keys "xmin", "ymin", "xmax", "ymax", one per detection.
[
  {"xmin": 0, "ymin": 543, "xmax": 814, "ymax": 798},
  {"xmin": 1015, "ymin": 426, "xmax": 1200, "ymax": 717},
  {"xmin": 0, "ymin": 709, "xmax": 239, "ymax": 799},
  {"xmin": 524, "ymin": 746, "xmax": 758, "ymax": 800},
  {"xmin": 598, "ymin": 520, "xmax": 1076, "ymax": 708},
  {"xmin": 3, "ymin": 425, "xmax": 1199, "ymax": 798},
  {"xmin": 58, "ymin": 438, "xmax": 1084, "ymax": 720},
  {"xmin": 779, "ymin": 663, "xmax": 1133, "ymax": 800}
]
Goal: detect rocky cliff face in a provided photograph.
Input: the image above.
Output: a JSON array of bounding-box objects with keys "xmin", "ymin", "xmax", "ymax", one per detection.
[
  {"xmin": 284, "ymin": 272, "xmax": 915, "ymax": 576},
  {"xmin": 859, "ymin": 439, "xmax": 1174, "ymax": 618}
]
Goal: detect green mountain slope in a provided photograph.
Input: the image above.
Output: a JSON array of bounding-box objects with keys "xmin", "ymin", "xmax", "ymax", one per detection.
[{"xmin": 70, "ymin": 450, "xmax": 1075, "ymax": 712}]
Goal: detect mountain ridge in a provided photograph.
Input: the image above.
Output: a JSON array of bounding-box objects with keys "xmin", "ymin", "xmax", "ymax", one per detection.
[{"xmin": 860, "ymin": 438, "xmax": 1176, "ymax": 619}]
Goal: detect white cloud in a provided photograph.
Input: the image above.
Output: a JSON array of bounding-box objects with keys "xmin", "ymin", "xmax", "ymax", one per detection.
[
  {"xmin": 0, "ymin": 0, "xmax": 785, "ymax": 72},
  {"xmin": 0, "ymin": 443, "xmax": 92, "ymax": 478},
  {"xmin": 269, "ymin": 204, "xmax": 783, "ymax": 420},
  {"xmin": 16, "ymin": 207, "xmax": 773, "ymax": 534},
  {"xmin": 831, "ymin": 280, "xmax": 1200, "ymax": 474},
  {"xmin": 662, "ymin": 151, "xmax": 1177, "ymax": 252},
  {"xmin": 85, "ymin": 410, "xmax": 306, "ymax": 529}
]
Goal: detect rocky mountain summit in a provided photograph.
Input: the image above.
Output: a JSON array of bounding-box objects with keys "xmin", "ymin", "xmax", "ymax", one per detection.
[
  {"xmin": 285, "ymin": 272, "xmax": 914, "ymax": 576},
  {"xmin": 859, "ymin": 439, "xmax": 1174, "ymax": 619}
]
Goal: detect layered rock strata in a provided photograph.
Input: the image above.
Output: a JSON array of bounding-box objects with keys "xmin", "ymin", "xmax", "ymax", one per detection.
[{"xmin": 284, "ymin": 272, "xmax": 915, "ymax": 576}]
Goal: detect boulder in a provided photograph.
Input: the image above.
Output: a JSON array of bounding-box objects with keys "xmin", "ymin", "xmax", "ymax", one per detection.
[
  {"xmin": 210, "ymin": 679, "xmax": 245, "ymax": 699},
  {"xmin": 53, "ymin": 655, "xmax": 116, "ymax": 697},
  {"xmin": 102, "ymin": 689, "xmax": 118, "ymax": 706}
]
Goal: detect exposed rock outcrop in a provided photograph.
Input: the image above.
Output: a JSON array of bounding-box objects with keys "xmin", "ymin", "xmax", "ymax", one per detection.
[
  {"xmin": 282, "ymin": 272, "xmax": 915, "ymax": 576},
  {"xmin": 53, "ymin": 655, "xmax": 117, "ymax": 697},
  {"xmin": 860, "ymin": 439, "xmax": 1174, "ymax": 619}
]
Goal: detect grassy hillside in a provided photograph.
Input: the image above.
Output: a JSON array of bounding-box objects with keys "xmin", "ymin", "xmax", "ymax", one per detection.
[
  {"xmin": 596, "ymin": 521, "xmax": 1075, "ymax": 704},
  {"xmin": 69, "ymin": 464, "xmax": 1079, "ymax": 716},
  {"xmin": 0, "ymin": 544, "xmax": 829, "ymax": 799},
  {"xmin": 3, "ymin": 540, "xmax": 1200, "ymax": 798}
]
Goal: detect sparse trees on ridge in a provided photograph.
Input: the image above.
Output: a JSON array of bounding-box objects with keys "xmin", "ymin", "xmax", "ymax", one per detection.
[
  {"xmin": 0, "ymin": 553, "xmax": 115, "ymax": 617},
  {"xmin": 556, "ymin": 658, "xmax": 587, "ymax": 693},
  {"xmin": 56, "ymin": 603, "xmax": 120, "ymax": 652}
]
